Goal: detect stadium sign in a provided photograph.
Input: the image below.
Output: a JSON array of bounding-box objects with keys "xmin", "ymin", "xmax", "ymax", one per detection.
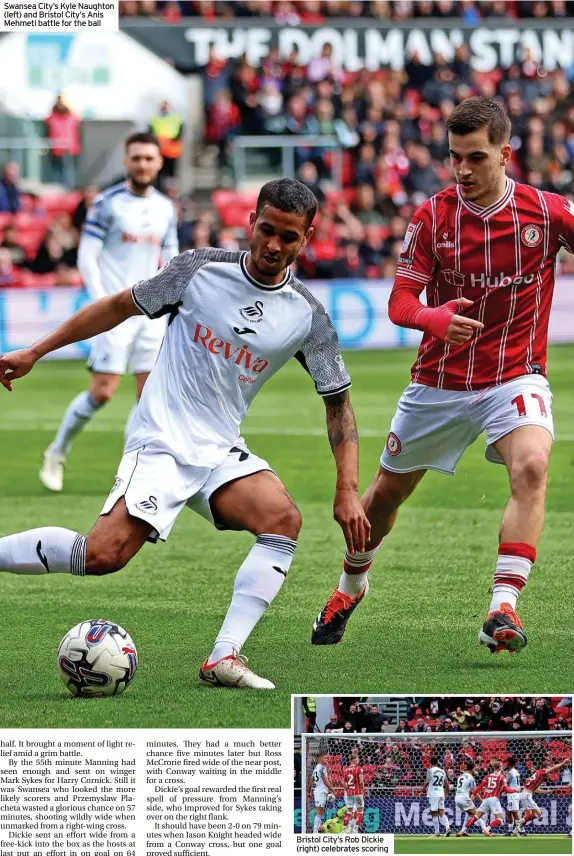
[
  {"xmin": 1, "ymin": 279, "xmax": 574, "ymax": 358},
  {"xmin": 122, "ymin": 21, "xmax": 574, "ymax": 74}
]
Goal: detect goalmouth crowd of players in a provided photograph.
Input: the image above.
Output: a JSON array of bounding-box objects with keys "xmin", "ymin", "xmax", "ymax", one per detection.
[{"xmin": 310, "ymin": 748, "xmax": 571, "ymax": 837}]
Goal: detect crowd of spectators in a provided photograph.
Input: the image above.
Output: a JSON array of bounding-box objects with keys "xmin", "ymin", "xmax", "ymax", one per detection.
[
  {"xmin": 119, "ymin": 1, "xmax": 574, "ymax": 22},
  {"xmin": 313, "ymin": 696, "xmax": 572, "ymax": 734}
]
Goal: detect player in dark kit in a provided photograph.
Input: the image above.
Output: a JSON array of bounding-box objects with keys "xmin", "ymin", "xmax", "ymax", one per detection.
[{"xmin": 313, "ymin": 96, "xmax": 574, "ymax": 654}]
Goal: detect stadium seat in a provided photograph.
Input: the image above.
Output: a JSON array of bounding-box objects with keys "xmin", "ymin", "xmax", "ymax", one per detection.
[
  {"xmin": 41, "ymin": 192, "xmax": 82, "ymax": 216},
  {"xmin": 0, "ymin": 213, "xmax": 13, "ymax": 229}
]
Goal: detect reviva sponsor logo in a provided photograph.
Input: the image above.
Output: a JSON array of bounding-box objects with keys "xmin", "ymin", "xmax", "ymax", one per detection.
[{"xmin": 193, "ymin": 324, "xmax": 269, "ymax": 374}]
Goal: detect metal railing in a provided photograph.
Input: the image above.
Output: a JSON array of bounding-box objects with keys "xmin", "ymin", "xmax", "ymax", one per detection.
[
  {"xmin": 0, "ymin": 137, "xmax": 71, "ymax": 183},
  {"xmin": 232, "ymin": 135, "xmax": 342, "ymax": 187}
]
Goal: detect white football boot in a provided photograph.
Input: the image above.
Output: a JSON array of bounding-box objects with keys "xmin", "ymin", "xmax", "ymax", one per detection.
[
  {"xmin": 199, "ymin": 652, "xmax": 275, "ymax": 689},
  {"xmin": 39, "ymin": 449, "xmax": 66, "ymax": 492}
]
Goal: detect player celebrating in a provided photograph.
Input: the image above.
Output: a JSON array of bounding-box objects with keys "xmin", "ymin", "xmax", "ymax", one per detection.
[
  {"xmin": 310, "ymin": 753, "xmax": 337, "ymax": 833},
  {"xmin": 426, "ymin": 755, "xmax": 451, "ymax": 838},
  {"xmin": 471, "ymin": 759, "xmax": 519, "ymax": 836},
  {"xmin": 40, "ymin": 132, "xmax": 179, "ymax": 492},
  {"xmin": 517, "ymin": 758, "xmax": 569, "ymax": 835},
  {"xmin": 312, "ymin": 96, "xmax": 574, "ymax": 652},
  {"xmin": 342, "ymin": 756, "xmax": 365, "ymax": 832},
  {"xmin": 0, "ymin": 179, "xmax": 369, "ymax": 690},
  {"xmin": 505, "ymin": 755, "xmax": 521, "ymax": 836},
  {"xmin": 455, "ymin": 760, "xmax": 487, "ymax": 837}
]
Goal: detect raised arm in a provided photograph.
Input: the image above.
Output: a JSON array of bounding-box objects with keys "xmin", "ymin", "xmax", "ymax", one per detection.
[{"xmin": 324, "ymin": 390, "xmax": 370, "ymax": 554}]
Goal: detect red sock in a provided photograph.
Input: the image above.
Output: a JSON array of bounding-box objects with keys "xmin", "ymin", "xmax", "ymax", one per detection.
[
  {"xmin": 465, "ymin": 816, "xmax": 477, "ymax": 829},
  {"xmin": 344, "ymin": 812, "xmax": 352, "ymax": 826},
  {"xmin": 490, "ymin": 819, "xmax": 502, "ymax": 830},
  {"xmin": 523, "ymin": 810, "xmax": 536, "ymax": 825},
  {"xmin": 357, "ymin": 811, "xmax": 364, "ymax": 826}
]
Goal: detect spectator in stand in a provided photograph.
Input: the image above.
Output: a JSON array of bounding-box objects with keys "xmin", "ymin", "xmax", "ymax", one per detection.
[
  {"xmin": 216, "ymin": 227, "xmax": 240, "ymax": 252},
  {"xmin": 360, "ymin": 223, "xmax": 386, "ymax": 268},
  {"xmin": 366, "ymin": 704, "xmax": 387, "ymax": 732},
  {"xmin": 28, "ymin": 228, "xmax": 76, "ymax": 276},
  {"xmin": 395, "ymin": 719, "xmax": 412, "ymax": 734},
  {"xmin": 199, "ymin": 46, "xmax": 232, "ymax": 109},
  {"xmin": 296, "ymin": 161, "xmax": 325, "ymax": 204},
  {"xmin": 149, "ymin": 100, "xmax": 184, "ymax": 183},
  {"xmin": 332, "ymin": 240, "xmax": 367, "ymax": 279},
  {"xmin": 334, "ymin": 107, "xmax": 361, "ymax": 149},
  {"xmin": 404, "ymin": 143, "xmax": 443, "ymax": 198},
  {"xmin": 534, "ymin": 697, "xmax": 552, "ymax": 731},
  {"xmin": 352, "ymin": 184, "xmax": 386, "ymax": 226},
  {"xmin": 72, "ymin": 185, "xmax": 99, "ymax": 232},
  {"xmin": 45, "ymin": 95, "xmax": 81, "ymax": 188},
  {"xmin": 355, "ymin": 143, "xmax": 378, "ymax": 186},
  {"xmin": 0, "ymin": 162, "xmax": 21, "ymax": 214},
  {"xmin": 323, "ymin": 712, "xmax": 345, "ymax": 733},
  {"xmin": 205, "ymin": 89, "xmax": 241, "ymax": 172},
  {"xmin": 232, "ymin": 58, "xmax": 263, "ymax": 135},
  {"xmin": 0, "ymin": 225, "xmax": 27, "ymax": 268},
  {"xmin": 0, "ymin": 246, "xmax": 19, "ymax": 286}
]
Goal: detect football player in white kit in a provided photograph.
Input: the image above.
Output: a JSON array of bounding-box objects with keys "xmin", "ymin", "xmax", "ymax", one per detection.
[
  {"xmin": 455, "ymin": 760, "xmax": 487, "ymax": 836},
  {"xmin": 504, "ymin": 755, "xmax": 521, "ymax": 836},
  {"xmin": 310, "ymin": 752, "xmax": 337, "ymax": 833},
  {"xmin": 40, "ymin": 132, "xmax": 179, "ymax": 492},
  {"xmin": 426, "ymin": 755, "xmax": 451, "ymax": 838},
  {"xmin": 0, "ymin": 178, "xmax": 369, "ymax": 690}
]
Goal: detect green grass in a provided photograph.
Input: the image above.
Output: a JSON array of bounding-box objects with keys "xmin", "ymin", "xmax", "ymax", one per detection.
[
  {"xmin": 0, "ymin": 346, "xmax": 573, "ymax": 727},
  {"xmin": 395, "ymin": 835, "xmax": 572, "ymax": 854}
]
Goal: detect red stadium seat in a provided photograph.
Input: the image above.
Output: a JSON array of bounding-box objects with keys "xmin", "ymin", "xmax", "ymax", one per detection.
[
  {"xmin": 41, "ymin": 192, "xmax": 82, "ymax": 216},
  {"xmin": 12, "ymin": 213, "xmax": 47, "ymax": 230},
  {"xmin": 0, "ymin": 213, "xmax": 13, "ymax": 229}
]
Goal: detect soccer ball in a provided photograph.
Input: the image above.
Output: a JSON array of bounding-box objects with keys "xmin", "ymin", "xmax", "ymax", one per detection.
[{"xmin": 57, "ymin": 619, "xmax": 138, "ymax": 698}]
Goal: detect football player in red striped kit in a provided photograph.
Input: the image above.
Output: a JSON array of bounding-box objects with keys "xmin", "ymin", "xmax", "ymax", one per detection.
[{"xmin": 313, "ymin": 96, "xmax": 574, "ymax": 654}]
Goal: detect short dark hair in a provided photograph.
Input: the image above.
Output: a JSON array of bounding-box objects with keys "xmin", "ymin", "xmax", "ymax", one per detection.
[
  {"xmin": 466, "ymin": 760, "xmax": 475, "ymax": 771},
  {"xmin": 506, "ymin": 755, "xmax": 516, "ymax": 767},
  {"xmin": 255, "ymin": 178, "xmax": 317, "ymax": 229},
  {"xmin": 430, "ymin": 755, "xmax": 438, "ymax": 766},
  {"xmin": 125, "ymin": 131, "xmax": 161, "ymax": 152},
  {"xmin": 446, "ymin": 97, "xmax": 511, "ymax": 145}
]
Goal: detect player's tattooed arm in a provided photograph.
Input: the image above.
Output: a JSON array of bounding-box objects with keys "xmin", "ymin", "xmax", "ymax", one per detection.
[
  {"xmin": 324, "ymin": 390, "xmax": 359, "ymax": 456},
  {"xmin": 323, "ymin": 390, "xmax": 371, "ymax": 554}
]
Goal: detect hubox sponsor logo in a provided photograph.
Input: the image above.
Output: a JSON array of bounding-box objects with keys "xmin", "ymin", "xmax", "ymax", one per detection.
[
  {"xmin": 442, "ymin": 270, "xmax": 535, "ymax": 289},
  {"xmin": 193, "ymin": 323, "xmax": 269, "ymax": 374}
]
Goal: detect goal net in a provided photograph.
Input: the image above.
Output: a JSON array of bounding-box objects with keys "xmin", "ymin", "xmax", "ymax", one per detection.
[{"xmin": 301, "ymin": 732, "xmax": 572, "ymax": 834}]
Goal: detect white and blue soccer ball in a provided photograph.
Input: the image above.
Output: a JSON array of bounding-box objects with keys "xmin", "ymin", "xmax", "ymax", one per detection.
[{"xmin": 58, "ymin": 619, "xmax": 138, "ymax": 698}]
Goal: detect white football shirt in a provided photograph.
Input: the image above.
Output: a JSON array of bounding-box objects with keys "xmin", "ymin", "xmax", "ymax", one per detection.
[
  {"xmin": 129, "ymin": 249, "xmax": 351, "ymax": 468},
  {"xmin": 312, "ymin": 763, "xmax": 329, "ymax": 794},
  {"xmin": 427, "ymin": 766, "xmax": 447, "ymax": 796},
  {"xmin": 83, "ymin": 181, "xmax": 178, "ymax": 297},
  {"xmin": 456, "ymin": 772, "xmax": 476, "ymax": 797},
  {"xmin": 506, "ymin": 768, "xmax": 520, "ymax": 790}
]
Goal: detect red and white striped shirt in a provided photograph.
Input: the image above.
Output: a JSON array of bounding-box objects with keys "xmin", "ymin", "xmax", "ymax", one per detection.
[
  {"xmin": 391, "ymin": 179, "xmax": 574, "ymax": 390},
  {"xmin": 473, "ymin": 770, "xmax": 516, "ymax": 799},
  {"xmin": 342, "ymin": 764, "xmax": 364, "ymax": 796},
  {"xmin": 524, "ymin": 768, "xmax": 550, "ymax": 793}
]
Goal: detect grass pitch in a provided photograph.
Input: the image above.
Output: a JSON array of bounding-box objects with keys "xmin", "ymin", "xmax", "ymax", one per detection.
[
  {"xmin": 0, "ymin": 347, "xmax": 573, "ymax": 727},
  {"xmin": 395, "ymin": 834, "xmax": 572, "ymax": 854}
]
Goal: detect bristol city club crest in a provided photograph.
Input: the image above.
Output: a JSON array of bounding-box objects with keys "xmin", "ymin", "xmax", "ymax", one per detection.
[
  {"xmin": 521, "ymin": 224, "xmax": 543, "ymax": 248},
  {"xmin": 386, "ymin": 432, "xmax": 401, "ymax": 456}
]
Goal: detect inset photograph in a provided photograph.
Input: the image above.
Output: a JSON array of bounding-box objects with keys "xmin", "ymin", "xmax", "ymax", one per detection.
[{"xmin": 294, "ymin": 695, "xmax": 572, "ymax": 853}]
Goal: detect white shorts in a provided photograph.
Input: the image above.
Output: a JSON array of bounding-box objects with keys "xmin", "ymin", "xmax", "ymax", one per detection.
[
  {"xmin": 314, "ymin": 789, "xmax": 329, "ymax": 809},
  {"xmin": 88, "ymin": 315, "xmax": 166, "ymax": 375},
  {"xmin": 100, "ymin": 440, "xmax": 272, "ymax": 542},
  {"xmin": 506, "ymin": 797, "xmax": 520, "ymax": 812},
  {"xmin": 381, "ymin": 375, "xmax": 553, "ymax": 475},
  {"xmin": 428, "ymin": 796, "xmax": 445, "ymax": 812},
  {"xmin": 519, "ymin": 791, "xmax": 539, "ymax": 811},
  {"xmin": 455, "ymin": 796, "xmax": 475, "ymax": 813},
  {"xmin": 344, "ymin": 794, "xmax": 364, "ymax": 811},
  {"xmin": 478, "ymin": 797, "xmax": 503, "ymax": 816}
]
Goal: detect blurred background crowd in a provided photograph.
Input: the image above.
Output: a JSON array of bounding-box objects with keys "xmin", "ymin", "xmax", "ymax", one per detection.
[{"xmin": 3, "ymin": 0, "xmax": 574, "ymax": 290}]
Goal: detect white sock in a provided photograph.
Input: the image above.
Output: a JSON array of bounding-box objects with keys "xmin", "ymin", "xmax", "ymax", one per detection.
[
  {"xmin": 51, "ymin": 391, "xmax": 103, "ymax": 456},
  {"xmin": 478, "ymin": 818, "xmax": 486, "ymax": 831},
  {"xmin": 432, "ymin": 817, "xmax": 440, "ymax": 835},
  {"xmin": 313, "ymin": 814, "xmax": 322, "ymax": 833},
  {"xmin": 338, "ymin": 541, "xmax": 382, "ymax": 597},
  {"xmin": 440, "ymin": 815, "xmax": 450, "ymax": 832},
  {"xmin": 0, "ymin": 528, "xmax": 86, "ymax": 575},
  {"xmin": 125, "ymin": 403, "xmax": 138, "ymax": 443},
  {"xmin": 208, "ymin": 534, "xmax": 297, "ymax": 664}
]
